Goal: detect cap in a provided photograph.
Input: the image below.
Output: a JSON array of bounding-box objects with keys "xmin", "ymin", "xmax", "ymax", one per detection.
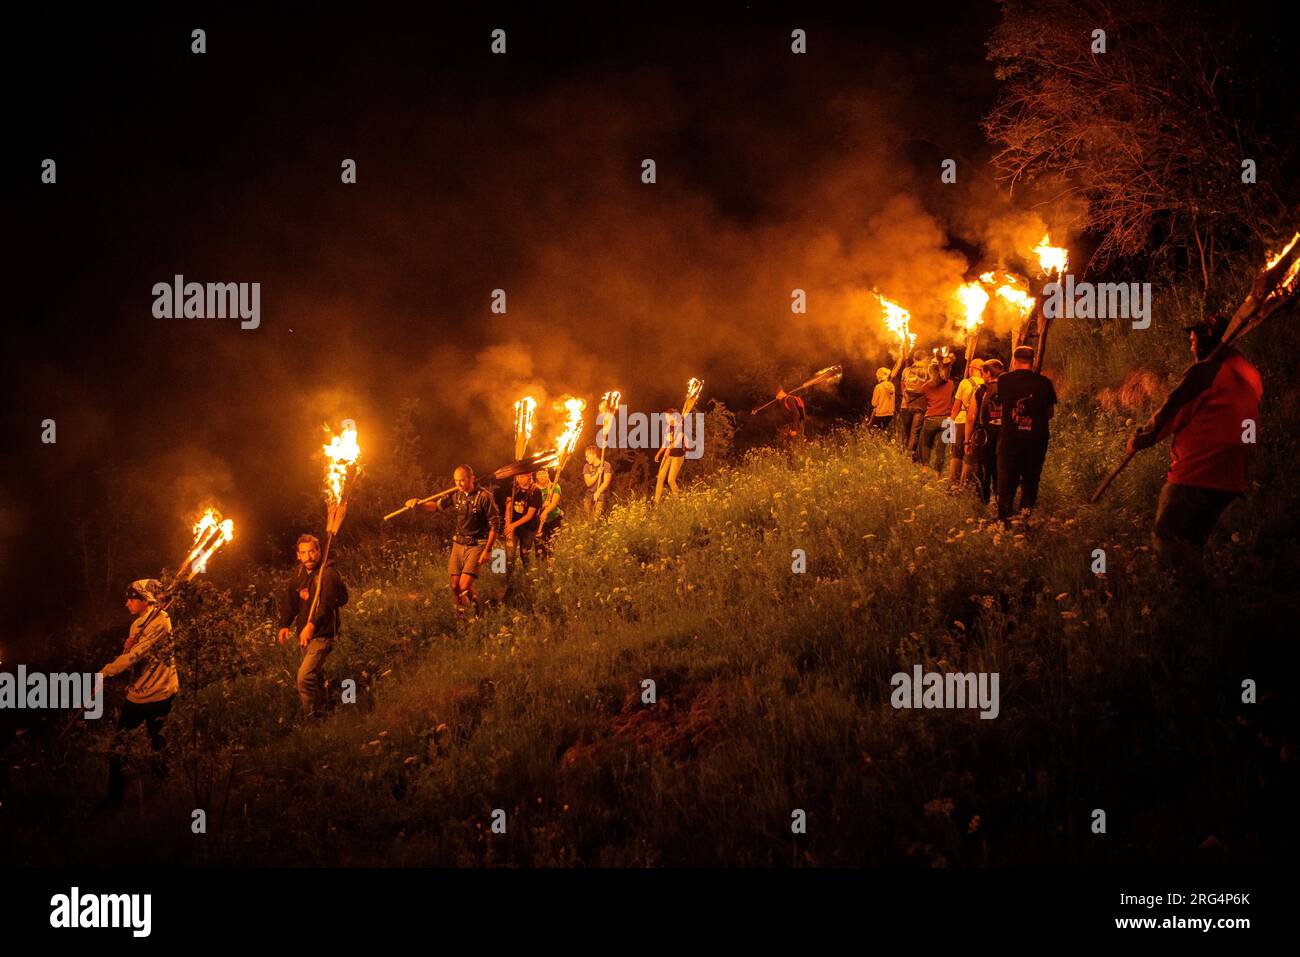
[{"xmin": 1182, "ymin": 314, "xmax": 1228, "ymax": 340}]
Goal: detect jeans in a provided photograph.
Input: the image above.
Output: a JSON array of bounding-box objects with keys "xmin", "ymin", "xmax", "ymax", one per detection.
[
  {"xmin": 106, "ymin": 695, "xmax": 174, "ymax": 803},
  {"xmin": 298, "ymin": 637, "xmax": 333, "ymax": 717},
  {"xmin": 897, "ymin": 405, "xmax": 924, "ymax": 453},
  {"xmin": 915, "ymin": 416, "xmax": 948, "ymax": 470},
  {"xmin": 1152, "ymin": 482, "xmax": 1239, "ymax": 583},
  {"xmin": 997, "ymin": 434, "xmax": 1049, "ymax": 521}
]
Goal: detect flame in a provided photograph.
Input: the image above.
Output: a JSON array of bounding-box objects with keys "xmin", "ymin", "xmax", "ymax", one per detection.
[
  {"xmin": 553, "ymin": 397, "xmax": 586, "ymax": 465},
  {"xmin": 875, "ymin": 291, "xmax": 915, "ymax": 350},
  {"xmin": 1034, "ymin": 233, "xmax": 1068, "ymax": 276},
  {"xmin": 323, "ymin": 422, "xmax": 361, "ymax": 506},
  {"xmin": 1265, "ymin": 233, "xmax": 1300, "ymax": 296},
  {"xmin": 995, "ymin": 277, "xmax": 1035, "ymax": 317},
  {"xmin": 599, "ymin": 390, "xmax": 621, "ymax": 437},
  {"xmin": 1265, "ymin": 232, "xmax": 1299, "ymax": 270},
  {"xmin": 192, "ymin": 518, "xmax": 234, "ymax": 575},
  {"xmin": 513, "ymin": 396, "xmax": 537, "ymax": 457},
  {"xmin": 183, "ymin": 509, "xmax": 221, "ymax": 570},
  {"xmin": 979, "ymin": 271, "xmax": 996, "ymax": 284},
  {"xmin": 955, "ymin": 281, "xmax": 989, "ymax": 332},
  {"xmin": 181, "ymin": 507, "xmax": 235, "ymax": 579}
]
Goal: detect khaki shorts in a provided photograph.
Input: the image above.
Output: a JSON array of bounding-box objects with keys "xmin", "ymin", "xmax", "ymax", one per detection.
[{"xmin": 448, "ymin": 541, "xmax": 489, "ymax": 577}]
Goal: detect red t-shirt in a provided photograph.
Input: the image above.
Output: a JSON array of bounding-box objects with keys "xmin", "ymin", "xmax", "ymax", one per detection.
[
  {"xmin": 1159, "ymin": 352, "xmax": 1262, "ymax": 492},
  {"xmin": 921, "ymin": 379, "xmax": 955, "ymax": 418}
]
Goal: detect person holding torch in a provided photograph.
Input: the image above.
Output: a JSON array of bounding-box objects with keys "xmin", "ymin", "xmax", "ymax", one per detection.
[
  {"xmin": 278, "ymin": 534, "xmax": 349, "ymax": 719},
  {"xmin": 405, "ymin": 465, "xmax": 502, "ymax": 617}
]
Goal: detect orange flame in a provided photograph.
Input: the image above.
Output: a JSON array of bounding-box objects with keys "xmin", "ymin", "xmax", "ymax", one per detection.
[
  {"xmin": 955, "ymin": 281, "xmax": 990, "ymax": 332},
  {"xmin": 1034, "ymin": 233, "xmax": 1068, "ymax": 276},
  {"xmin": 995, "ymin": 277, "xmax": 1035, "ymax": 317},
  {"xmin": 875, "ymin": 291, "xmax": 915, "ymax": 350},
  {"xmin": 1265, "ymin": 232, "xmax": 1299, "ymax": 270},
  {"xmin": 553, "ymin": 397, "xmax": 586, "ymax": 467},
  {"xmin": 192, "ymin": 518, "xmax": 234, "ymax": 575},
  {"xmin": 182, "ymin": 507, "xmax": 235, "ymax": 579},
  {"xmin": 1265, "ymin": 233, "xmax": 1300, "ymax": 295},
  {"xmin": 323, "ymin": 421, "xmax": 361, "ymax": 506}
]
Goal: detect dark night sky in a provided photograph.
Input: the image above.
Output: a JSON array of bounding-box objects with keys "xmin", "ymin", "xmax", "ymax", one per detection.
[{"xmin": 7, "ymin": 2, "xmax": 1218, "ymax": 645}]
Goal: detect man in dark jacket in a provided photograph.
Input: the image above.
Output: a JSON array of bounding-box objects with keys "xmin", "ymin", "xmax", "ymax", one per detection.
[
  {"xmin": 278, "ymin": 533, "xmax": 349, "ymax": 718},
  {"xmin": 406, "ymin": 464, "xmax": 502, "ymax": 617}
]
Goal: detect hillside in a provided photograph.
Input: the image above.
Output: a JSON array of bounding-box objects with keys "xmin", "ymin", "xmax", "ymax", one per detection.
[{"xmin": 4, "ymin": 368, "xmax": 1297, "ymax": 866}]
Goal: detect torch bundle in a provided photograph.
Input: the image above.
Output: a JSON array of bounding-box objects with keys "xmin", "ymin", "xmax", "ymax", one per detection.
[
  {"xmin": 751, "ymin": 365, "xmax": 843, "ymax": 415},
  {"xmin": 598, "ymin": 390, "xmax": 622, "ymax": 465},
  {"xmin": 323, "ymin": 420, "xmax": 362, "ymax": 535},
  {"xmin": 955, "ymin": 281, "xmax": 990, "ymax": 358},
  {"xmin": 682, "ymin": 377, "xmax": 704, "ymax": 415},
  {"xmin": 553, "ymin": 397, "xmax": 586, "ymax": 472},
  {"xmin": 1030, "ymin": 233, "xmax": 1070, "ymax": 371},
  {"xmin": 309, "ymin": 420, "xmax": 361, "ymax": 622},
  {"xmin": 1091, "ymin": 230, "xmax": 1300, "ymax": 503},
  {"xmin": 877, "ymin": 292, "xmax": 915, "ymax": 378},
  {"xmin": 178, "ymin": 508, "xmax": 236, "ymax": 583},
  {"xmin": 513, "ymin": 396, "xmax": 537, "ymax": 460}
]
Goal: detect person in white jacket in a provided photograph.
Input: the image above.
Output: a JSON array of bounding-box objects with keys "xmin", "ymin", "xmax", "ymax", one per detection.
[{"xmin": 100, "ymin": 579, "xmax": 179, "ymax": 807}]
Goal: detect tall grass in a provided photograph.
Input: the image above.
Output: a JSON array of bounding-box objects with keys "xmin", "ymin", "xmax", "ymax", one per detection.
[{"xmin": 4, "ymin": 372, "xmax": 1295, "ymax": 865}]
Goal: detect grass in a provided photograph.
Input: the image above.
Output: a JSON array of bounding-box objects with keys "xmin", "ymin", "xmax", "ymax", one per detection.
[{"xmin": 4, "ymin": 372, "xmax": 1297, "ymax": 866}]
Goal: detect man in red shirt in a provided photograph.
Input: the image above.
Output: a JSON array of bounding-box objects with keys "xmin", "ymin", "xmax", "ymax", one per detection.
[{"xmin": 1127, "ymin": 316, "xmax": 1263, "ymax": 582}]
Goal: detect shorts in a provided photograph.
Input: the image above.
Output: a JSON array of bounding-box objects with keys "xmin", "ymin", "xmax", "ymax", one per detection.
[{"xmin": 448, "ymin": 541, "xmax": 489, "ymax": 577}]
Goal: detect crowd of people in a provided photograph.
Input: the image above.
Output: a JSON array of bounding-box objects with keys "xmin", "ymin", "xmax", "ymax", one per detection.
[
  {"xmin": 874, "ymin": 343, "xmax": 1059, "ymax": 524},
  {"xmin": 94, "ymin": 315, "xmax": 1262, "ymax": 806}
]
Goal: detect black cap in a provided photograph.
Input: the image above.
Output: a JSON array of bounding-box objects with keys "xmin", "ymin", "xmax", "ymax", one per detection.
[
  {"xmin": 1182, "ymin": 314, "xmax": 1228, "ymax": 340},
  {"xmin": 1013, "ymin": 345, "xmax": 1035, "ymax": 361}
]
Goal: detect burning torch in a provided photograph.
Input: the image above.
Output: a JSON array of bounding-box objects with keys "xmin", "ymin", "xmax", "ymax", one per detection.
[
  {"xmin": 553, "ymin": 397, "xmax": 586, "ymax": 473},
  {"xmin": 956, "ymin": 281, "xmax": 989, "ymax": 361},
  {"xmin": 751, "ymin": 365, "xmax": 843, "ymax": 415},
  {"xmin": 308, "ymin": 420, "xmax": 361, "ymax": 625},
  {"xmin": 598, "ymin": 390, "xmax": 622, "ymax": 468},
  {"xmin": 876, "ymin": 292, "xmax": 915, "ymax": 380},
  {"xmin": 682, "ymin": 377, "xmax": 704, "ymax": 415},
  {"xmin": 1029, "ymin": 233, "xmax": 1069, "ymax": 372}
]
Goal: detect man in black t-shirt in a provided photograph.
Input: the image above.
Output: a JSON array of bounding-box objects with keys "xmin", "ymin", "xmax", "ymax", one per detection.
[
  {"xmin": 504, "ymin": 472, "xmax": 543, "ymax": 567},
  {"xmin": 996, "ymin": 346, "xmax": 1057, "ymax": 522}
]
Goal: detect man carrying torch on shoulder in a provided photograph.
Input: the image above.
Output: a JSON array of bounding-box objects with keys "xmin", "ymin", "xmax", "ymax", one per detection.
[
  {"xmin": 405, "ymin": 464, "xmax": 502, "ymax": 617},
  {"xmin": 99, "ymin": 578, "xmax": 179, "ymax": 807},
  {"xmin": 1126, "ymin": 315, "xmax": 1263, "ymax": 587},
  {"xmin": 278, "ymin": 533, "xmax": 349, "ymax": 719}
]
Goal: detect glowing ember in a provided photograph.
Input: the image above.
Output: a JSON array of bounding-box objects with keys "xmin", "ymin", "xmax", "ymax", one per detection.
[
  {"xmin": 323, "ymin": 421, "xmax": 361, "ymax": 506},
  {"xmin": 875, "ymin": 291, "xmax": 915, "ymax": 350},
  {"xmin": 513, "ymin": 396, "xmax": 537, "ymax": 458},
  {"xmin": 1034, "ymin": 233, "xmax": 1069, "ymax": 276},
  {"xmin": 955, "ymin": 281, "xmax": 990, "ymax": 332}
]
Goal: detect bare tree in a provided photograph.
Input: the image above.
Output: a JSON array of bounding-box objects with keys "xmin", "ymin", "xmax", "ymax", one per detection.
[{"xmin": 983, "ymin": 0, "xmax": 1295, "ymax": 286}]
